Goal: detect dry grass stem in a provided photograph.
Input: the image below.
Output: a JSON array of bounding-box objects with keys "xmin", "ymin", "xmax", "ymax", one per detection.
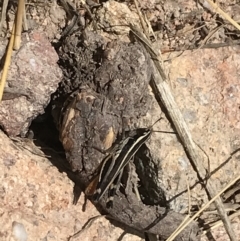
[
  {"xmin": 14, "ymin": 0, "xmax": 25, "ymax": 50},
  {"xmin": 166, "ymin": 215, "xmax": 190, "ymax": 241},
  {"xmin": 0, "ymin": 0, "xmax": 10, "ymax": 34},
  {"xmin": 168, "ymin": 175, "xmax": 240, "ymax": 240},
  {"xmin": 22, "ymin": 1, "xmax": 28, "ymax": 32},
  {"xmin": 133, "ymin": 0, "xmax": 148, "ymax": 38},
  {"xmin": 203, "ymin": 210, "xmax": 240, "ymax": 234},
  {"xmin": 0, "ymin": 24, "xmax": 15, "ymax": 101},
  {"xmin": 206, "ymin": 0, "xmax": 240, "ymax": 31},
  {"xmin": 130, "ymin": 24, "xmax": 238, "ymax": 241},
  {"xmin": 68, "ymin": 215, "xmax": 106, "ymax": 241}
]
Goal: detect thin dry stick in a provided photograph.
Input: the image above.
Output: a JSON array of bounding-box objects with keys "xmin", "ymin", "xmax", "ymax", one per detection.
[
  {"xmin": 167, "ymin": 215, "xmax": 190, "ymax": 241},
  {"xmin": 133, "ymin": 0, "xmax": 148, "ymax": 38},
  {"xmin": 205, "ymin": 0, "xmax": 240, "ymax": 31},
  {"xmin": 130, "ymin": 24, "xmax": 237, "ymax": 241},
  {"xmin": 0, "ymin": 0, "xmax": 10, "ymax": 34},
  {"xmin": 203, "ymin": 210, "xmax": 240, "ymax": 233},
  {"xmin": 22, "ymin": 1, "xmax": 28, "ymax": 32},
  {"xmin": 0, "ymin": 24, "xmax": 15, "ymax": 101},
  {"xmin": 167, "ymin": 175, "xmax": 240, "ymax": 240},
  {"xmin": 166, "ymin": 175, "xmax": 191, "ymax": 241},
  {"xmin": 14, "ymin": 0, "xmax": 25, "ymax": 50},
  {"xmin": 186, "ymin": 174, "xmax": 191, "ymax": 215},
  {"xmin": 151, "ymin": 47, "xmax": 237, "ymax": 241},
  {"xmin": 223, "ymin": 185, "xmax": 240, "ymax": 200},
  {"xmin": 68, "ymin": 215, "xmax": 105, "ymax": 241}
]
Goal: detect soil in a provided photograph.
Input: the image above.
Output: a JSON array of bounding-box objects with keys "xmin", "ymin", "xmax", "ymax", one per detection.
[{"xmin": 1, "ymin": 0, "xmax": 240, "ymax": 241}]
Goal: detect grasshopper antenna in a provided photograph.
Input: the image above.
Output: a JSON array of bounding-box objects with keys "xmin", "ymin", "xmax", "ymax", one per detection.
[{"xmin": 151, "ymin": 117, "xmax": 176, "ymax": 134}]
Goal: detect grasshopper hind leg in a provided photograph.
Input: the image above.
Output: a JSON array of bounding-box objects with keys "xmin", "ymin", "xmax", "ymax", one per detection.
[{"xmin": 106, "ymin": 168, "xmax": 124, "ymax": 208}]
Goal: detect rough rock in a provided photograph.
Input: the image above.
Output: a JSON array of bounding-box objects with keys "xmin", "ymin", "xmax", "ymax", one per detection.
[
  {"xmin": 0, "ymin": 30, "xmax": 62, "ymax": 136},
  {"xmin": 1, "ymin": 45, "xmax": 240, "ymax": 240},
  {"xmin": 0, "ymin": 131, "xmax": 142, "ymax": 241}
]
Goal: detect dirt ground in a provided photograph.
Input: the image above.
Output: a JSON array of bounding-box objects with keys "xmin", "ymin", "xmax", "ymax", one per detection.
[{"xmin": 0, "ymin": 0, "xmax": 240, "ymax": 240}]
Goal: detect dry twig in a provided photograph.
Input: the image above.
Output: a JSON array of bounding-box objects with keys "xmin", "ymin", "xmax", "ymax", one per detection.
[
  {"xmin": 130, "ymin": 24, "xmax": 237, "ymax": 241},
  {"xmin": 203, "ymin": 210, "xmax": 240, "ymax": 234},
  {"xmin": 68, "ymin": 215, "xmax": 106, "ymax": 241},
  {"xmin": 205, "ymin": 0, "xmax": 240, "ymax": 31},
  {"xmin": 168, "ymin": 175, "xmax": 240, "ymax": 240},
  {"xmin": 0, "ymin": 24, "xmax": 15, "ymax": 101},
  {"xmin": 14, "ymin": 0, "xmax": 25, "ymax": 50},
  {"xmin": 0, "ymin": 0, "xmax": 10, "ymax": 34}
]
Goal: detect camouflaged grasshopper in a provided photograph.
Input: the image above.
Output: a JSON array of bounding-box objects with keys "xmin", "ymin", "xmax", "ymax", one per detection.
[{"xmin": 85, "ymin": 118, "xmax": 171, "ymax": 208}]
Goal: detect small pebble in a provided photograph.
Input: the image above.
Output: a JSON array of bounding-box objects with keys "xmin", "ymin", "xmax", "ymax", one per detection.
[{"xmin": 12, "ymin": 221, "xmax": 28, "ymax": 241}]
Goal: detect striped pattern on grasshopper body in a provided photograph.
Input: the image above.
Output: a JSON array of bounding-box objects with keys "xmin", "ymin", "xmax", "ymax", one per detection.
[{"xmin": 85, "ymin": 128, "xmax": 153, "ymax": 208}]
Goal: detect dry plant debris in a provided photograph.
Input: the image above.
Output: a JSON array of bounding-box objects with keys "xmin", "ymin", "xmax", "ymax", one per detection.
[{"xmin": 0, "ymin": 0, "xmax": 240, "ymax": 240}]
